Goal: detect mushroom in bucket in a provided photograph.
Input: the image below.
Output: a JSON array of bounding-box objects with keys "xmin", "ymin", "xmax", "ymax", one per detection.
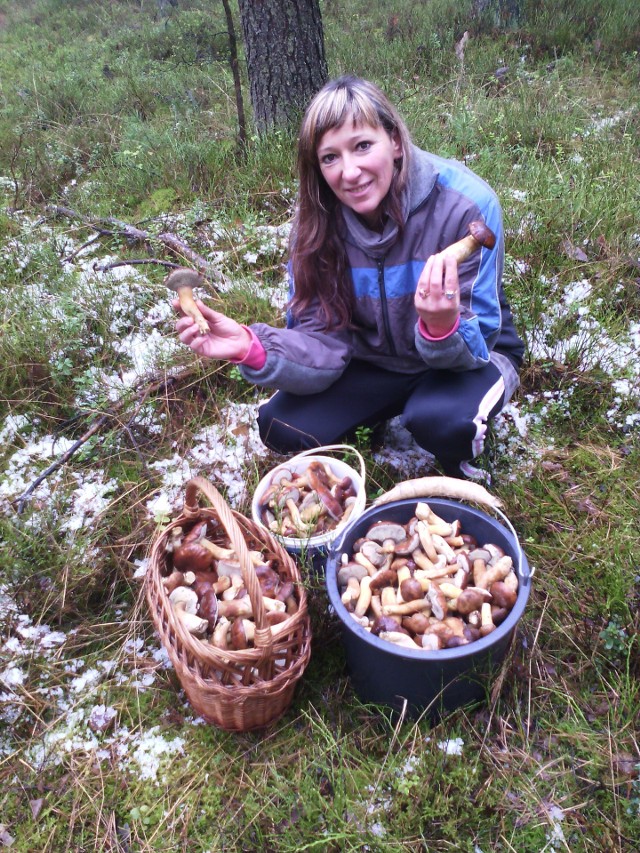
[{"xmin": 251, "ymin": 445, "xmax": 367, "ymax": 569}]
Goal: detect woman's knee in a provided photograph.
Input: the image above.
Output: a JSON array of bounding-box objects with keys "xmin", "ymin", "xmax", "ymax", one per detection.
[{"xmin": 402, "ymin": 406, "xmax": 475, "ymax": 456}]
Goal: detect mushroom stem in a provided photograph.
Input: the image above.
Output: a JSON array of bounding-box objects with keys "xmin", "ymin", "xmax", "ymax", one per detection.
[
  {"xmin": 174, "ymin": 602, "xmax": 209, "ymax": 636},
  {"xmin": 164, "ymin": 268, "xmax": 210, "ymax": 334}
]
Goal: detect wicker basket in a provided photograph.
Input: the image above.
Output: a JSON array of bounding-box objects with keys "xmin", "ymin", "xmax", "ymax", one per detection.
[{"xmin": 145, "ymin": 476, "xmax": 312, "ymax": 731}]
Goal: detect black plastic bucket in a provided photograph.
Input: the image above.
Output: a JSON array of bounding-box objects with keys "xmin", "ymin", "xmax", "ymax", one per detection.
[{"xmin": 325, "ymin": 498, "xmax": 531, "ymax": 716}]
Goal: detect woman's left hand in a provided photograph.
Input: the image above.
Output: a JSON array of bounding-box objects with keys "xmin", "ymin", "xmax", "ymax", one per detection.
[{"xmin": 414, "ymin": 253, "xmax": 460, "ymax": 337}]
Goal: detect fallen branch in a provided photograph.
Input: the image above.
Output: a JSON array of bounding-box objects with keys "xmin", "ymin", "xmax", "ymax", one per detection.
[
  {"xmin": 16, "ymin": 414, "xmax": 111, "ymax": 515},
  {"xmin": 14, "ymin": 370, "xmax": 186, "ymax": 515},
  {"xmin": 94, "ymin": 258, "xmax": 183, "ymax": 273},
  {"xmin": 48, "ymin": 205, "xmax": 229, "ymax": 287}
]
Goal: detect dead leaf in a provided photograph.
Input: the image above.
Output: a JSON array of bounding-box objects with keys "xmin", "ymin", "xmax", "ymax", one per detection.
[
  {"xmin": 0, "ymin": 825, "xmax": 15, "ymax": 847},
  {"xmin": 561, "ymin": 238, "xmax": 588, "ymax": 262},
  {"xmin": 574, "ymin": 498, "xmax": 600, "ymax": 516},
  {"xmin": 29, "ymin": 799, "xmax": 44, "ymax": 820},
  {"xmin": 612, "ymin": 751, "xmax": 639, "ymax": 781}
]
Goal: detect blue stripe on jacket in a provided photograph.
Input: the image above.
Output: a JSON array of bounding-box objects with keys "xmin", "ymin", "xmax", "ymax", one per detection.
[{"xmin": 431, "ymin": 158, "xmax": 504, "ymax": 349}]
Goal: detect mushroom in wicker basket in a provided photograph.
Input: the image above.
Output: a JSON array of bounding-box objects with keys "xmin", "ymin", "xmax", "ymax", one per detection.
[{"xmin": 145, "ymin": 477, "xmax": 312, "ymax": 732}]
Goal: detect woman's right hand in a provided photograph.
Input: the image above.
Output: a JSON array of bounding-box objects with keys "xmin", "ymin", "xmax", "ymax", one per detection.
[{"xmin": 174, "ymin": 299, "xmax": 252, "ymax": 361}]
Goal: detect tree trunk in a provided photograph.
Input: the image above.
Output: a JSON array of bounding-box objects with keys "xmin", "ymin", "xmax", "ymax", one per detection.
[{"xmin": 237, "ymin": 0, "xmax": 327, "ymax": 134}]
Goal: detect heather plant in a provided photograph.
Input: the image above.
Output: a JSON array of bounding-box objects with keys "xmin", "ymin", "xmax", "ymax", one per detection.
[{"xmin": 0, "ymin": 0, "xmax": 639, "ymax": 850}]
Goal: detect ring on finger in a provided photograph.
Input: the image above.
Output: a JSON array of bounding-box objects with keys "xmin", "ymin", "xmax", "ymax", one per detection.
[{"xmin": 445, "ymin": 290, "xmax": 456, "ymax": 300}]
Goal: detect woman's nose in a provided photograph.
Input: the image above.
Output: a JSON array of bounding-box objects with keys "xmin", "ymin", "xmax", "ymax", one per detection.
[{"xmin": 342, "ymin": 154, "xmax": 361, "ymax": 181}]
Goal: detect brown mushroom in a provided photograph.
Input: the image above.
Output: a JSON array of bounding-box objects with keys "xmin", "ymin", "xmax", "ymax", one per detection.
[
  {"xmin": 370, "ymin": 615, "xmax": 404, "ymax": 636},
  {"xmin": 402, "ymin": 612, "xmax": 431, "ymax": 635},
  {"xmin": 365, "ymin": 521, "xmax": 408, "ymax": 544},
  {"xmin": 164, "ymin": 268, "xmax": 210, "ymax": 334},
  {"xmin": 230, "ymin": 618, "xmax": 256, "ymax": 650},
  {"xmin": 359, "ymin": 539, "xmax": 388, "ymax": 568},
  {"xmin": 455, "ymin": 586, "xmax": 492, "ymax": 616},
  {"xmin": 172, "ymin": 522, "xmax": 216, "ymax": 573},
  {"xmin": 490, "ymin": 580, "xmax": 518, "ymax": 610},
  {"xmin": 162, "ymin": 570, "xmax": 196, "ymax": 595},
  {"xmin": 399, "ymin": 576, "xmax": 424, "ymax": 602},
  {"xmin": 337, "ymin": 562, "xmax": 369, "ymax": 587},
  {"xmin": 197, "ymin": 589, "xmax": 219, "ymax": 632},
  {"xmin": 441, "ymin": 220, "xmax": 496, "ymax": 265},
  {"xmin": 369, "ymin": 567, "xmax": 398, "ymax": 592}
]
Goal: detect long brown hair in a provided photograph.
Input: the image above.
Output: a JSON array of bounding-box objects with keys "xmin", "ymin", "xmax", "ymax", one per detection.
[{"xmin": 289, "ymin": 76, "xmax": 413, "ymax": 329}]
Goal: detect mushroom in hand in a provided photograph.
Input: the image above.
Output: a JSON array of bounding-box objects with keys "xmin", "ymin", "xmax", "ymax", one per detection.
[
  {"xmin": 165, "ymin": 268, "xmax": 210, "ymax": 334},
  {"xmin": 442, "ymin": 220, "xmax": 496, "ymax": 265}
]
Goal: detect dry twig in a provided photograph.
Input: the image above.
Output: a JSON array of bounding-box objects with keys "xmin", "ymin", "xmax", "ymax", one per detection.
[
  {"xmin": 48, "ymin": 205, "xmax": 229, "ymax": 287},
  {"xmin": 15, "ymin": 370, "xmax": 189, "ymax": 515}
]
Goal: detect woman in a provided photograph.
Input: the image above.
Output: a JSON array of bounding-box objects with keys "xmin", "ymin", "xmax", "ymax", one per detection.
[{"xmin": 175, "ymin": 76, "xmax": 524, "ymax": 479}]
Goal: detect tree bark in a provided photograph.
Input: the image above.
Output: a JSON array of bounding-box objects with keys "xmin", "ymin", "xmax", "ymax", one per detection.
[{"xmin": 237, "ymin": 0, "xmax": 327, "ymax": 134}]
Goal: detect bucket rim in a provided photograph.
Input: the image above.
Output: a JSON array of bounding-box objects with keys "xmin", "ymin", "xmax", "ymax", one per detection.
[{"xmin": 326, "ymin": 496, "xmax": 531, "ymax": 662}]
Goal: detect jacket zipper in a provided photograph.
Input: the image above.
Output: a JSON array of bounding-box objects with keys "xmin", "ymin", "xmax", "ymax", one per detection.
[{"xmin": 377, "ymin": 258, "xmax": 397, "ymax": 357}]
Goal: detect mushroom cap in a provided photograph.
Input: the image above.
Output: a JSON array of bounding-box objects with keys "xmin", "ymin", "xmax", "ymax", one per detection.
[
  {"xmin": 172, "ymin": 533, "xmax": 216, "ymax": 572},
  {"xmin": 394, "ymin": 532, "xmax": 420, "ymax": 557},
  {"xmin": 168, "ymin": 586, "xmax": 199, "ymax": 613},
  {"xmin": 365, "ymin": 521, "xmax": 408, "ymax": 544},
  {"xmin": 399, "ymin": 577, "xmax": 424, "ymax": 602},
  {"xmin": 370, "ymin": 615, "xmax": 404, "ymax": 636},
  {"xmin": 456, "ymin": 586, "xmax": 491, "ymax": 615},
  {"xmin": 164, "ymin": 267, "xmax": 205, "ymax": 292},
  {"xmin": 359, "ymin": 539, "xmax": 387, "ymax": 567},
  {"xmin": 489, "ymin": 581, "xmax": 517, "ymax": 609},
  {"xmin": 468, "ymin": 220, "xmax": 496, "ymax": 249},
  {"xmin": 197, "ymin": 589, "xmax": 219, "ymax": 630},
  {"xmin": 337, "ymin": 562, "xmax": 369, "ymax": 586}
]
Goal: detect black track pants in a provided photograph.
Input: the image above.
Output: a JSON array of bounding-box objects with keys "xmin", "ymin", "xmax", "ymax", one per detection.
[{"xmin": 257, "ymin": 359, "xmax": 506, "ymax": 474}]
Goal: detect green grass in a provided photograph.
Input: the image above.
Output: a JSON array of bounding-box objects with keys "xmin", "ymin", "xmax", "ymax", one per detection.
[{"xmin": 1, "ymin": 0, "xmax": 640, "ymax": 850}]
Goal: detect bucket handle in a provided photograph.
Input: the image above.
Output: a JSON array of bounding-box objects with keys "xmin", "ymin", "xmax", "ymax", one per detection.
[
  {"xmin": 371, "ymin": 476, "xmax": 534, "ymax": 581},
  {"xmin": 488, "ymin": 505, "xmax": 533, "ymax": 581},
  {"xmin": 286, "ymin": 443, "xmax": 366, "ymax": 488}
]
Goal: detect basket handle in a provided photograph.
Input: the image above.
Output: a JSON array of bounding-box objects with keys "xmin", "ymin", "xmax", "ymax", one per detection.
[
  {"xmin": 183, "ymin": 476, "xmax": 272, "ymax": 639},
  {"xmin": 287, "ymin": 443, "xmax": 366, "ymax": 486}
]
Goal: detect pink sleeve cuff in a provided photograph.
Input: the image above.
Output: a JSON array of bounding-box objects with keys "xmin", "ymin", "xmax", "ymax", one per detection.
[
  {"xmin": 418, "ymin": 316, "xmax": 460, "ymax": 341},
  {"xmin": 230, "ymin": 325, "xmax": 267, "ymax": 370}
]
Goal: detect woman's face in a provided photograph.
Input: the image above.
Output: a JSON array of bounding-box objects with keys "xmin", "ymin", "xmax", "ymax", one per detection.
[{"xmin": 317, "ymin": 118, "xmax": 402, "ymax": 227}]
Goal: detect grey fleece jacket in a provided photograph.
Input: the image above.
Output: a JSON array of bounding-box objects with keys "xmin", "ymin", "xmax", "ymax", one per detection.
[{"xmin": 240, "ymin": 145, "xmax": 524, "ymax": 401}]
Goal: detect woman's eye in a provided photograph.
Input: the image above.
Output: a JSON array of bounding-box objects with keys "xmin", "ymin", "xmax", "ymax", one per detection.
[
  {"xmin": 357, "ymin": 141, "xmax": 372, "ymax": 151},
  {"xmin": 320, "ymin": 153, "xmax": 336, "ymax": 165}
]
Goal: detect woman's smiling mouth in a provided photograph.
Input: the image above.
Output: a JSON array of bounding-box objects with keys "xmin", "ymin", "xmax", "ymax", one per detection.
[{"xmin": 346, "ymin": 181, "xmax": 372, "ymax": 196}]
